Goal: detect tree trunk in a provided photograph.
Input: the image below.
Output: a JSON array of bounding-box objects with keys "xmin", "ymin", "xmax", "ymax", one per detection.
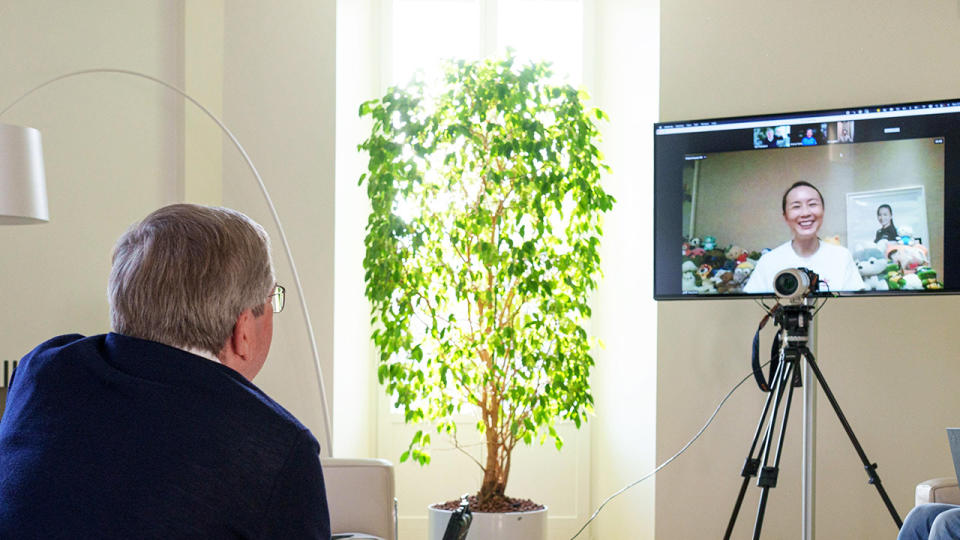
[
  {"xmin": 478, "ymin": 386, "xmax": 508, "ymax": 504},
  {"xmin": 479, "ymin": 430, "xmax": 507, "ymax": 504}
]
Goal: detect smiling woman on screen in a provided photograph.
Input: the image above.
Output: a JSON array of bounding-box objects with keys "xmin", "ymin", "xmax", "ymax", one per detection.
[{"xmin": 743, "ymin": 181, "xmax": 864, "ymax": 294}]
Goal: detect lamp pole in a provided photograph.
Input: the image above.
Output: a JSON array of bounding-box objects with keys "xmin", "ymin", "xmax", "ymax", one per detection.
[{"xmin": 0, "ymin": 69, "xmax": 334, "ymax": 456}]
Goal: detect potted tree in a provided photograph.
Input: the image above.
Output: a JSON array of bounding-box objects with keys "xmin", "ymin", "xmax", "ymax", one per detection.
[{"xmin": 359, "ymin": 53, "xmax": 613, "ymax": 539}]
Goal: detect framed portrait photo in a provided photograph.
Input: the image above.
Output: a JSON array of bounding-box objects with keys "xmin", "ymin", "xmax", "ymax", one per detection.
[{"xmin": 845, "ymin": 186, "xmax": 930, "ymax": 253}]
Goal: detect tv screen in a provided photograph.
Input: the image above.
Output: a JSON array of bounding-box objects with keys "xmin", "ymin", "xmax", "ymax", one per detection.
[{"xmin": 654, "ymin": 98, "xmax": 960, "ymax": 300}]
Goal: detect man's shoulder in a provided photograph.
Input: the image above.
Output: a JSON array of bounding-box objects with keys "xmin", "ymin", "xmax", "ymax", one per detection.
[
  {"xmin": 232, "ymin": 378, "xmax": 315, "ymax": 439},
  {"xmin": 17, "ymin": 333, "xmax": 103, "ymax": 375},
  {"xmin": 26, "ymin": 333, "xmax": 97, "ymax": 357},
  {"xmin": 21, "ymin": 333, "xmax": 314, "ymax": 439}
]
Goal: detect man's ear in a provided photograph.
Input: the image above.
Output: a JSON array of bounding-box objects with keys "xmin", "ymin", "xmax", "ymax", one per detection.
[
  {"xmin": 231, "ymin": 310, "xmax": 254, "ymax": 360},
  {"xmin": 219, "ymin": 310, "xmax": 253, "ymax": 366}
]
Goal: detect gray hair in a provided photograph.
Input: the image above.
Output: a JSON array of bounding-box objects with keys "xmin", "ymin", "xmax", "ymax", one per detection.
[{"xmin": 108, "ymin": 204, "xmax": 275, "ymax": 355}]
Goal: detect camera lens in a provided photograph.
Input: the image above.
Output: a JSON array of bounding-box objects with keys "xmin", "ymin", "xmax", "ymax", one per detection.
[{"xmin": 775, "ymin": 272, "xmax": 799, "ymax": 295}]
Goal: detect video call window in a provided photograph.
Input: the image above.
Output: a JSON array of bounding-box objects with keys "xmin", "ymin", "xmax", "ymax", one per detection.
[{"xmin": 680, "ymin": 137, "xmax": 944, "ymax": 295}]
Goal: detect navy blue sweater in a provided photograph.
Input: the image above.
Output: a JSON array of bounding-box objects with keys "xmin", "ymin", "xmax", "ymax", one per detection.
[{"xmin": 0, "ymin": 333, "xmax": 330, "ymax": 539}]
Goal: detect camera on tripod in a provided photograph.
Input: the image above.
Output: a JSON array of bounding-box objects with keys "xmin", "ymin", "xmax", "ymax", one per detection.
[
  {"xmin": 773, "ymin": 267, "xmax": 819, "ymax": 304},
  {"xmin": 727, "ymin": 264, "xmax": 903, "ymax": 539}
]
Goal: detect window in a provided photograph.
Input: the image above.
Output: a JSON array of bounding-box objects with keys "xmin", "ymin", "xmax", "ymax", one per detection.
[{"xmin": 386, "ymin": 0, "xmax": 585, "ymax": 88}]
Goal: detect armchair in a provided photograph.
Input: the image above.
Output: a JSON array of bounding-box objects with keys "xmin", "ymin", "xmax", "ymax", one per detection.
[{"xmin": 916, "ymin": 477, "xmax": 960, "ymax": 506}]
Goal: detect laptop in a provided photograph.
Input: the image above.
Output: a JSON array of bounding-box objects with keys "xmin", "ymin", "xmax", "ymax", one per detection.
[{"xmin": 947, "ymin": 428, "xmax": 960, "ymax": 485}]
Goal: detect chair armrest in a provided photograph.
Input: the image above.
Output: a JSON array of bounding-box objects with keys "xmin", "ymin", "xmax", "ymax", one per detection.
[
  {"xmin": 917, "ymin": 477, "xmax": 960, "ymax": 506},
  {"xmin": 321, "ymin": 458, "xmax": 397, "ymax": 540}
]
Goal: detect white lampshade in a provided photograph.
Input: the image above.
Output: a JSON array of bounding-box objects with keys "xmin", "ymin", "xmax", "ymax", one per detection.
[{"xmin": 0, "ymin": 123, "xmax": 48, "ymax": 224}]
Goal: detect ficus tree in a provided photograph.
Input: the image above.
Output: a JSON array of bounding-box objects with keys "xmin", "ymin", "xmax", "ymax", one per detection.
[{"xmin": 359, "ymin": 53, "xmax": 614, "ymax": 506}]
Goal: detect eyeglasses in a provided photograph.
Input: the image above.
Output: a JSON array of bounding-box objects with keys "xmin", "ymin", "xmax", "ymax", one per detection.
[{"xmin": 269, "ymin": 284, "xmax": 285, "ymax": 313}]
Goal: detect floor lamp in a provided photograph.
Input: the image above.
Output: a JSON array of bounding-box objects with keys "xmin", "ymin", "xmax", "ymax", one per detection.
[
  {"xmin": 0, "ymin": 123, "xmax": 47, "ymax": 392},
  {"xmin": 0, "ymin": 69, "xmax": 333, "ymax": 456}
]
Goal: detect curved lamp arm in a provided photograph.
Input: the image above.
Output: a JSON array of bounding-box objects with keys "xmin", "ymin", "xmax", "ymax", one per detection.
[{"xmin": 1, "ymin": 68, "xmax": 333, "ymax": 456}]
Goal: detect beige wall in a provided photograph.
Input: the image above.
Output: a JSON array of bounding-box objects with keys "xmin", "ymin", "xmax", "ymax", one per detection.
[
  {"xmin": 0, "ymin": 2, "xmax": 337, "ymax": 449},
  {"xmin": 660, "ymin": 1, "xmax": 960, "ymax": 538},
  {"xmin": 220, "ymin": 0, "xmax": 337, "ymax": 451},
  {"xmin": 0, "ymin": 1, "xmax": 184, "ymax": 410},
  {"xmin": 589, "ymin": 0, "xmax": 659, "ymax": 538}
]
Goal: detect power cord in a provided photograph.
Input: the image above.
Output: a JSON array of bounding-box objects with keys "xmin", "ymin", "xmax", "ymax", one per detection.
[{"xmin": 568, "ymin": 359, "xmax": 771, "ymax": 540}]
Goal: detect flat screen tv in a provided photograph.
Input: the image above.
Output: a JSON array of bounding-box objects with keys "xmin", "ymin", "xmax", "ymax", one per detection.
[{"xmin": 654, "ymin": 98, "xmax": 960, "ymax": 300}]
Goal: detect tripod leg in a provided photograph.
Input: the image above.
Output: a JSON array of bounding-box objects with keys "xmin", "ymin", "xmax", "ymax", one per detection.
[
  {"xmin": 724, "ymin": 357, "xmax": 787, "ymax": 540},
  {"xmin": 754, "ymin": 359, "xmax": 799, "ymax": 540},
  {"xmin": 803, "ymin": 349, "xmax": 903, "ymax": 529}
]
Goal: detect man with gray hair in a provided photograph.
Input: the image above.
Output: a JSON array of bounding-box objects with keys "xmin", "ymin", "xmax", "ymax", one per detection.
[{"xmin": 0, "ymin": 204, "xmax": 331, "ymax": 539}]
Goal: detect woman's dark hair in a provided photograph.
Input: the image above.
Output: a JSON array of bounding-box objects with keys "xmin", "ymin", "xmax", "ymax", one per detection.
[
  {"xmin": 877, "ymin": 204, "xmax": 893, "ymax": 216},
  {"xmin": 781, "ymin": 181, "xmax": 824, "ymax": 213}
]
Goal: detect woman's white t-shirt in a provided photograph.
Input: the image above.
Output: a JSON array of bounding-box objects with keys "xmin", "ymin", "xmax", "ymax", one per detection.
[{"xmin": 743, "ymin": 240, "xmax": 865, "ymax": 294}]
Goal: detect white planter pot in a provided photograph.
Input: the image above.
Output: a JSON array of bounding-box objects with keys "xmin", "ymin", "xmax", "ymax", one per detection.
[{"xmin": 427, "ymin": 505, "xmax": 547, "ymax": 540}]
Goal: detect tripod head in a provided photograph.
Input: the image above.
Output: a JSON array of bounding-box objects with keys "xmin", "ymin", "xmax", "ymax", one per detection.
[
  {"xmin": 774, "ymin": 302, "xmax": 814, "ymax": 346},
  {"xmin": 751, "ymin": 298, "xmax": 816, "ymax": 393}
]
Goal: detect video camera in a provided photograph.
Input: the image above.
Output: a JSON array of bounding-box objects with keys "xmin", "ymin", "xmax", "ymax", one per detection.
[{"xmin": 773, "ymin": 267, "xmax": 819, "ymax": 304}]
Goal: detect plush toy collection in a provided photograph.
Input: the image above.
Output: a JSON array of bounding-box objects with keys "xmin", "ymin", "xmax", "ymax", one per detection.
[
  {"xmin": 854, "ymin": 238, "xmax": 943, "ymax": 291},
  {"xmin": 682, "ymin": 235, "xmax": 943, "ymax": 294},
  {"xmin": 682, "ymin": 236, "xmax": 761, "ymax": 294}
]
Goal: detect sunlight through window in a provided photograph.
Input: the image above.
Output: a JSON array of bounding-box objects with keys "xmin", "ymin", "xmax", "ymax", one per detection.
[
  {"xmin": 391, "ymin": 0, "xmax": 482, "ymax": 86},
  {"xmin": 390, "ymin": 0, "xmax": 584, "ymax": 88},
  {"xmin": 498, "ymin": 0, "xmax": 583, "ymax": 85}
]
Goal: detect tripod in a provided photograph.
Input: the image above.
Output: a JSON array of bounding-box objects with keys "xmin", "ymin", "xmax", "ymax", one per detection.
[{"xmin": 723, "ymin": 302, "xmax": 902, "ymax": 539}]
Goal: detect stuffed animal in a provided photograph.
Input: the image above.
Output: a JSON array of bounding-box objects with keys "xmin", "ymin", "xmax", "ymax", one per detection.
[
  {"xmin": 733, "ymin": 260, "xmax": 755, "ymax": 287},
  {"xmin": 897, "ymin": 225, "xmax": 915, "ymax": 246},
  {"xmin": 682, "ymin": 260, "xmax": 698, "ymax": 293},
  {"xmin": 822, "ymin": 235, "xmax": 842, "ymax": 246},
  {"xmin": 876, "ymin": 238, "xmax": 889, "ymax": 255},
  {"xmin": 884, "ymin": 263, "xmax": 906, "ymax": 290},
  {"xmin": 698, "ymin": 264, "xmax": 713, "ymax": 282},
  {"xmin": 703, "ymin": 235, "xmax": 717, "ymax": 251},
  {"xmin": 887, "ymin": 243, "xmax": 928, "ymax": 274},
  {"xmin": 902, "ymin": 273, "xmax": 924, "ymax": 290},
  {"xmin": 917, "ymin": 266, "xmax": 944, "ymax": 290},
  {"xmin": 714, "ymin": 270, "xmax": 739, "ymax": 294},
  {"xmin": 696, "ymin": 278, "xmax": 717, "ymax": 294},
  {"xmin": 702, "ymin": 249, "xmax": 726, "ymax": 270},
  {"xmin": 725, "ymin": 245, "xmax": 748, "ymax": 264},
  {"xmin": 853, "ymin": 244, "xmax": 889, "ymax": 291}
]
